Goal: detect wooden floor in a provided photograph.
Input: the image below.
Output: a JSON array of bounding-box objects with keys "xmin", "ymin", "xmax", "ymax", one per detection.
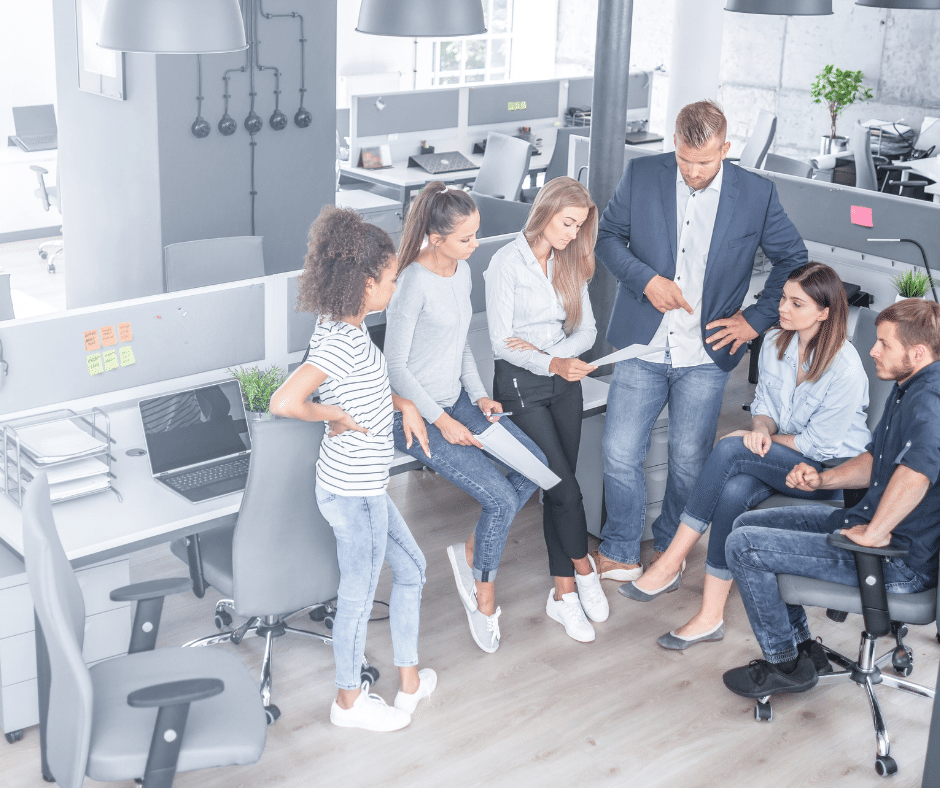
[{"xmin": 4, "ymin": 364, "xmax": 937, "ymax": 788}]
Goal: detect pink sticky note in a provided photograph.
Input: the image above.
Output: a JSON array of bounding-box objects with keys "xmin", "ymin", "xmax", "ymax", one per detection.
[{"xmin": 851, "ymin": 205, "xmax": 873, "ymax": 228}]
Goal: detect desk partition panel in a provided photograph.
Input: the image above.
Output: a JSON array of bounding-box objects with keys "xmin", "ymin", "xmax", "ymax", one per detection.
[
  {"xmin": 467, "ymin": 80, "xmax": 562, "ymax": 127},
  {"xmin": 565, "ymin": 73, "xmax": 652, "ymax": 121},
  {"xmin": 355, "ymin": 88, "xmax": 460, "ymax": 139}
]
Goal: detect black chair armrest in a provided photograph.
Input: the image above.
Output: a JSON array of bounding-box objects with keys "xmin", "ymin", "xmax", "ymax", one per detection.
[
  {"xmin": 111, "ymin": 578, "xmax": 193, "ymax": 655},
  {"xmin": 127, "ymin": 678, "xmax": 224, "ymax": 708},
  {"xmin": 826, "ymin": 532, "xmax": 908, "ymax": 559},
  {"xmin": 110, "ymin": 577, "xmax": 193, "ymax": 602}
]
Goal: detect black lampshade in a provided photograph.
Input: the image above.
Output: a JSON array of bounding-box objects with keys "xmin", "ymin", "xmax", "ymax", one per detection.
[
  {"xmin": 856, "ymin": 0, "xmax": 940, "ymax": 8},
  {"xmin": 357, "ymin": 0, "xmax": 486, "ymax": 37},
  {"xmin": 726, "ymin": 0, "xmax": 833, "ymax": 13}
]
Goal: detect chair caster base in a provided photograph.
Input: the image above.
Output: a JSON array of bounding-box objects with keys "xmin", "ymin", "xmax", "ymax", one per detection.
[
  {"xmin": 214, "ymin": 609, "xmax": 233, "ymax": 629},
  {"xmin": 875, "ymin": 755, "xmax": 898, "ymax": 777},
  {"xmin": 4, "ymin": 729, "xmax": 23, "ymax": 743},
  {"xmin": 264, "ymin": 704, "xmax": 281, "ymax": 725},
  {"xmin": 755, "ymin": 700, "xmax": 772, "ymax": 722},
  {"xmin": 360, "ymin": 666, "xmax": 379, "ymax": 688}
]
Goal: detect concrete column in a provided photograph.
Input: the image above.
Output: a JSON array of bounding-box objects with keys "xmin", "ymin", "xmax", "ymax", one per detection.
[{"xmin": 663, "ymin": 0, "xmax": 725, "ymax": 151}]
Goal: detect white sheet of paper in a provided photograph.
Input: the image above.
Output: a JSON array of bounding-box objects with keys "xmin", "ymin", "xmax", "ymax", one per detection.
[
  {"xmin": 478, "ymin": 422, "xmax": 562, "ymax": 490},
  {"xmin": 589, "ymin": 344, "xmax": 667, "ymax": 367}
]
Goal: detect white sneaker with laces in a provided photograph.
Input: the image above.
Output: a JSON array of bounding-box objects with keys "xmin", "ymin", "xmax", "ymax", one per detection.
[
  {"xmin": 575, "ymin": 555, "xmax": 609, "ymax": 623},
  {"xmin": 466, "ymin": 604, "xmax": 501, "ymax": 653},
  {"xmin": 545, "ymin": 589, "xmax": 595, "ymax": 642},
  {"xmin": 394, "ymin": 668, "xmax": 438, "ymax": 714},
  {"xmin": 330, "ymin": 684, "xmax": 412, "ymax": 732}
]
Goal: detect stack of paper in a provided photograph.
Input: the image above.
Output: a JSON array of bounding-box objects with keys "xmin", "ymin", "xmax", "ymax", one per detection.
[
  {"xmin": 15, "ymin": 420, "xmax": 107, "ymax": 464},
  {"xmin": 477, "ymin": 423, "xmax": 561, "ymax": 490}
]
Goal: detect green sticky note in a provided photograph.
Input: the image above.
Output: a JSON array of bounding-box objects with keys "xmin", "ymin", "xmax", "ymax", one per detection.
[
  {"xmin": 119, "ymin": 346, "xmax": 136, "ymax": 367},
  {"xmin": 87, "ymin": 353, "xmax": 104, "ymax": 376},
  {"xmin": 103, "ymin": 349, "xmax": 119, "ymax": 371}
]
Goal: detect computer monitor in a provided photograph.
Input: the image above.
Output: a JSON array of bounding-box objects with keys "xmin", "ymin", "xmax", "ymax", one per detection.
[
  {"xmin": 467, "ymin": 81, "xmax": 562, "ymax": 127},
  {"xmin": 564, "ymin": 73, "xmax": 653, "ymax": 122}
]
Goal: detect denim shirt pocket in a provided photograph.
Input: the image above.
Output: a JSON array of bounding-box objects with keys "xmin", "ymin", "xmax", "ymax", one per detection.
[{"xmin": 791, "ymin": 393, "xmax": 822, "ymax": 430}]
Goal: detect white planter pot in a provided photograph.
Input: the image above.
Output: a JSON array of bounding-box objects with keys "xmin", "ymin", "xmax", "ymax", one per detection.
[
  {"xmin": 895, "ymin": 294, "xmax": 927, "ymax": 303},
  {"xmin": 820, "ymin": 135, "xmax": 849, "ymax": 155}
]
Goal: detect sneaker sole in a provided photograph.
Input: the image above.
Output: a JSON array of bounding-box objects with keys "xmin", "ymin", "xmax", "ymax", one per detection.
[
  {"xmin": 330, "ymin": 710, "xmax": 411, "ymax": 732},
  {"xmin": 446, "ymin": 545, "xmax": 477, "ymax": 614},
  {"xmin": 545, "ymin": 603, "xmax": 595, "ymax": 643},
  {"xmin": 464, "ymin": 607, "xmax": 499, "ymax": 653}
]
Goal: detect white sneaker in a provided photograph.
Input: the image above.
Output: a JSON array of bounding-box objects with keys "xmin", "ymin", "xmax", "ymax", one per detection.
[
  {"xmin": 330, "ymin": 685, "xmax": 411, "ymax": 732},
  {"xmin": 394, "ymin": 668, "xmax": 438, "ymax": 714},
  {"xmin": 575, "ymin": 555, "xmax": 609, "ymax": 623},
  {"xmin": 545, "ymin": 589, "xmax": 595, "ymax": 642}
]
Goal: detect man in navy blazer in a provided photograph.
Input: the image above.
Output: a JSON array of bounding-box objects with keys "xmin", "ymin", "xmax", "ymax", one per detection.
[{"xmin": 589, "ymin": 100, "xmax": 807, "ymax": 595}]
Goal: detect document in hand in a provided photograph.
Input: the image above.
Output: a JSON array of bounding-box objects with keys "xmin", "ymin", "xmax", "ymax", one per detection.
[
  {"xmin": 477, "ymin": 422, "xmax": 562, "ymax": 490},
  {"xmin": 589, "ymin": 344, "xmax": 667, "ymax": 367}
]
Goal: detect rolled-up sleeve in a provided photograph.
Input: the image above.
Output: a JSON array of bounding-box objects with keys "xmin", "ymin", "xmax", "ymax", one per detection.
[
  {"xmin": 897, "ymin": 388, "xmax": 940, "ymax": 484},
  {"xmin": 793, "ymin": 363, "xmax": 868, "ymax": 461}
]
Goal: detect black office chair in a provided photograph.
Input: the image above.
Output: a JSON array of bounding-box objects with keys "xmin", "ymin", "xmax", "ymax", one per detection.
[{"xmin": 728, "ymin": 109, "xmax": 776, "ymax": 170}]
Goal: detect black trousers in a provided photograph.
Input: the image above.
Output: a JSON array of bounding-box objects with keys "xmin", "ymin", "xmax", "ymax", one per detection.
[{"xmin": 493, "ymin": 360, "xmax": 588, "ymax": 577}]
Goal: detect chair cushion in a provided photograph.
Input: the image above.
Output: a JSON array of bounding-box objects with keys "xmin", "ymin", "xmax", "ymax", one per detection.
[
  {"xmin": 87, "ymin": 647, "xmax": 266, "ymax": 782},
  {"xmin": 169, "ymin": 524, "xmax": 236, "ymax": 598},
  {"xmin": 754, "ymin": 494, "xmax": 841, "ymax": 511},
  {"xmin": 778, "ymin": 574, "xmax": 938, "ymax": 626}
]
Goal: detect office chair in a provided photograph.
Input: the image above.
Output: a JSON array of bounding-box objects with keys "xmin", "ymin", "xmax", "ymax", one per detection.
[
  {"xmin": 170, "ymin": 418, "xmax": 377, "ymax": 724},
  {"xmin": 730, "ymin": 109, "xmax": 776, "ymax": 170},
  {"xmin": 0, "ymin": 273, "xmax": 14, "ymax": 321},
  {"xmin": 30, "ymin": 164, "xmax": 63, "ymax": 273},
  {"xmin": 472, "ymin": 131, "xmax": 534, "ymax": 202},
  {"xmin": 521, "ymin": 126, "xmax": 581, "ymax": 202},
  {"xmin": 470, "ymin": 190, "xmax": 530, "ymax": 238},
  {"xmin": 762, "ymin": 152, "xmax": 813, "ymax": 179},
  {"xmin": 163, "ymin": 236, "xmax": 265, "ymax": 292},
  {"xmin": 878, "ymin": 118, "xmax": 940, "ymax": 198},
  {"xmin": 23, "ymin": 473, "xmax": 267, "ymax": 788}
]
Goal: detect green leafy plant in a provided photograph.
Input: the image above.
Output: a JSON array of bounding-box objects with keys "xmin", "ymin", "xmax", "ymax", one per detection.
[
  {"xmin": 892, "ymin": 270, "xmax": 934, "ymax": 299},
  {"xmin": 228, "ymin": 365, "xmax": 286, "ymax": 413},
  {"xmin": 810, "ymin": 65, "xmax": 873, "ymax": 139}
]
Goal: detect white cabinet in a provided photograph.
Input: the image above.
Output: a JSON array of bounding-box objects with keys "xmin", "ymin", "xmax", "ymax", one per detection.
[{"xmin": 335, "ymin": 189, "xmax": 403, "ymax": 246}]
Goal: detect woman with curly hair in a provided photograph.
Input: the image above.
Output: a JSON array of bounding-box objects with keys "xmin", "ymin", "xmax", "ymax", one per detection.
[{"xmin": 271, "ymin": 205, "xmax": 435, "ymax": 732}]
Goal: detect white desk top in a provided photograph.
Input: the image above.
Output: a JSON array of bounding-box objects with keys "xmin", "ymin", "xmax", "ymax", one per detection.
[
  {"xmin": 0, "ymin": 145, "xmax": 56, "ymax": 168},
  {"xmin": 907, "ymin": 156, "xmax": 940, "ymax": 183}
]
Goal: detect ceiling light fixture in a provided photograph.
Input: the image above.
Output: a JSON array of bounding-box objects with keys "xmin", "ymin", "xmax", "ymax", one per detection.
[
  {"xmin": 357, "ymin": 0, "xmax": 486, "ymax": 37},
  {"xmin": 98, "ymin": 0, "xmax": 248, "ymax": 54},
  {"xmin": 857, "ymin": 0, "xmax": 940, "ymax": 9},
  {"xmin": 725, "ymin": 0, "xmax": 833, "ymax": 14}
]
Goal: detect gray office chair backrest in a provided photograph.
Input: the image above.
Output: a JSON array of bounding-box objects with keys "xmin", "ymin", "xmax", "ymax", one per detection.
[
  {"xmin": 738, "ymin": 110, "xmax": 776, "ymax": 169},
  {"xmin": 164, "ymin": 236, "xmax": 265, "ymax": 292},
  {"xmin": 473, "ymin": 132, "xmax": 533, "ymax": 201},
  {"xmin": 852, "ymin": 307, "xmax": 894, "ymax": 432},
  {"xmin": 470, "ymin": 191, "xmax": 530, "ymax": 239},
  {"xmin": 467, "ymin": 232, "xmax": 516, "ymax": 314},
  {"xmin": 763, "ymin": 153, "xmax": 813, "ymax": 179},
  {"xmin": 545, "ymin": 127, "xmax": 581, "ymax": 183},
  {"xmin": 849, "ymin": 121, "xmax": 878, "ymax": 191},
  {"xmin": 232, "ymin": 418, "xmax": 341, "ymax": 618},
  {"xmin": 23, "ymin": 473, "xmax": 93, "ymax": 788},
  {"xmin": 0, "ymin": 273, "xmax": 14, "ymax": 320}
]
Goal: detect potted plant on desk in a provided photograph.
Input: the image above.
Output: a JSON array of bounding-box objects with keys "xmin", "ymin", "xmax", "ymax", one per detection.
[
  {"xmin": 228, "ymin": 365, "xmax": 286, "ymax": 430},
  {"xmin": 811, "ymin": 65, "xmax": 873, "ymax": 155},
  {"xmin": 892, "ymin": 270, "xmax": 934, "ymax": 303}
]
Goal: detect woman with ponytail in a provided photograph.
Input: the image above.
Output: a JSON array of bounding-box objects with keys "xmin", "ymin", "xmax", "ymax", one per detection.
[{"xmin": 385, "ymin": 182, "xmax": 546, "ymax": 655}]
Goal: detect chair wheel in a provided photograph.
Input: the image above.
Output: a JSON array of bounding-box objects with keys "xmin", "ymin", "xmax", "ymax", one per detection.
[
  {"xmin": 214, "ymin": 610, "xmax": 233, "ymax": 629},
  {"xmin": 309, "ymin": 606, "xmax": 327, "ymax": 622},
  {"xmin": 43, "ymin": 775, "xmax": 55, "ymax": 783},
  {"xmin": 360, "ymin": 666, "xmax": 379, "ymax": 687},
  {"xmin": 755, "ymin": 702, "xmax": 772, "ymax": 722},
  {"xmin": 39, "ymin": 251, "xmax": 48, "ymax": 259},
  {"xmin": 48, "ymin": 264, "xmax": 56, "ymax": 274},
  {"xmin": 875, "ymin": 755, "xmax": 898, "ymax": 776},
  {"xmin": 892, "ymin": 646, "xmax": 913, "ymax": 676},
  {"xmin": 264, "ymin": 704, "xmax": 281, "ymax": 725},
  {"xmin": 5, "ymin": 729, "xmax": 23, "ymax": 743},
  {"xmin": 324, "ymin": 614, "xmax": 334, "ymax": 630}
]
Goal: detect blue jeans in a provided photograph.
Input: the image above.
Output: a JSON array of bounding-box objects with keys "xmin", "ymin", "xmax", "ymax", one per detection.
[
  {"xmin": 681, "ymin": 437, "xmax": 837, "ymax": 580},
  {"xmin": 600, "ymin": 352, "xmax": 729, "ymax": 564},
  {"xmin": 726, "ymin": 505, "xmax": 932, "ymax": 664},
  {"xmin": 314, "ymin": 485, "xmax": 426, "ymax": 691},
  {"xmin": 393, "ymin": 389, "xmax": 543, "ymax": 582}
]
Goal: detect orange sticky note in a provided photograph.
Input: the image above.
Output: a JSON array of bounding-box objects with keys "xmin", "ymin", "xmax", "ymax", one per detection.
[
  {"xmin": 87, "ymin": 353, "xmax": 104, "ymax": 376},
  {"xmin": 118, "ymin": 322, "xmax": 133, "ymax": 342},
  {"xmin": 100, "ymin": 325, "xmax": 117, "ymax": 346},
  {"xmin": 84, "ymin": 329, "xmax": 100, "ymax": 351},
  {"xmin": 851, "ymin": 205, "xmax": 873, "ymax": 228}
]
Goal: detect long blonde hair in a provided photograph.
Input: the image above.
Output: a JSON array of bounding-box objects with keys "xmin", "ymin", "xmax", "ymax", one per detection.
[{"xmin": 523, "ymin": 177, "xmax": 597, "ymax": 334}]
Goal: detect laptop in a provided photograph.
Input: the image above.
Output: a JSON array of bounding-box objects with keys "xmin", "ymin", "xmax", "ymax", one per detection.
[
  {"xmin": 139, "ymin": 380, "xmax": 252, "ymax": 503},
  {"xmin": 407, "ymin": 151, "xmax": 479, "ymax": 175},
  {"xmin": 10, "ymin": 105, "xmax": 58, "ymax": 152}
]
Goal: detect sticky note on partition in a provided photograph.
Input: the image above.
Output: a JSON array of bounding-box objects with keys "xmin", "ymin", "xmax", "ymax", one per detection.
[
  {"xmin": 103, "ymin": 349, "xmax": 119, "ymax": 371},
  {"xmin": 851, "ymin": 205, "xmax": 873, "ymax": 228},
  {"xmin": 101, "ymin": 325, "xmax": 117, "ymax": 346},
  {"xmin": 84, "ymin": 330, "xmax": 100, "ymax": 351},
  {"xmin": 119, "ymin": 346, "xmax": 136, "ymax": 367},
  {"xmin": 118, "ymin": 322, "xmax": 133, "ymax": 342},
  {"xmin": 87, "ymin": 353, "xmax": 104, "ymax": 376}
]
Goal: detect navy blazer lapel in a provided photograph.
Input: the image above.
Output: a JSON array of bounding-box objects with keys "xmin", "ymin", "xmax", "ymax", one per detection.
[
  {"xmin": 660, "ymin": 160, "xmax": 678, "ymax": 264},
  {"xmin": 705, "ymin": 163, "xmax": 740, "ymax": 279}
]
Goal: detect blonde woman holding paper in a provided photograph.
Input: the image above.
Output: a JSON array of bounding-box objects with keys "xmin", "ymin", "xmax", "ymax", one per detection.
[{"xmin": 484, "ymin": 176, "xmax": 604, "ymax": 643}]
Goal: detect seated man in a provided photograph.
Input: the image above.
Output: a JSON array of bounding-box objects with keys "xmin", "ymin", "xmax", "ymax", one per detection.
[{"xmin": 722, "ymin": 298, "xmax": 940, "ymax": 698}]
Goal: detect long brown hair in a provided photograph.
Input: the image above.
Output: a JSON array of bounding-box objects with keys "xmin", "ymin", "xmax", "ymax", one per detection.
[
  {"xmin": 774, "ymin": 262, "xmax": 848, "ymax": 383},
  {"xmin": 523, "ymin": 177, "xmax": 597, "ymax": 334},
  {"xmin": 396, "ymin": 181, "xmax": 478, "ymax": 274}
]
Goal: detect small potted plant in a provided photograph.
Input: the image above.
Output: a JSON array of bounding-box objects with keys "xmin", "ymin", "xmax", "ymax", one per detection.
[
  {"xmin": 228, "ymin": 365, "xmax": 287, "ymax": 428},
  {"xmin": 892, "ymin": 270, "xmax": 934, "ymax": 303},
  {"xmin": 811, "ymin": 64, "xmax": 873, "ymax": 155}
]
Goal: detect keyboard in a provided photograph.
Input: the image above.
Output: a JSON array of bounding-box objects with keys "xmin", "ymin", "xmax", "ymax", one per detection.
[
  {"xmin": 166, "ymin": 457, "xmax": 250, "ymax": 491},
  {"xmin": 21, "ymin": 134, "xmax": 56, "ymax": 144}
]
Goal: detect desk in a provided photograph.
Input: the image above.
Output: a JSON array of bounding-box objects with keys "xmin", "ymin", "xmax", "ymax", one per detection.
[{"xmin": 905, "ymin": 157, "xmax": 940, "ymax": 203}]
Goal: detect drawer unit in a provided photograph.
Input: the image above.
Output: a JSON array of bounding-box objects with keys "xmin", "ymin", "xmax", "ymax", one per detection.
[{"xmin": 336, "ymin": 189, "xmax": 403, "ymax": 245}]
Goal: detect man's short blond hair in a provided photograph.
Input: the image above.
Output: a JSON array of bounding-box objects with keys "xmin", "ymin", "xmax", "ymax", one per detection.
[{"xmin": 675, "ymin": 100, "xmax": 728, "ymax": 149}]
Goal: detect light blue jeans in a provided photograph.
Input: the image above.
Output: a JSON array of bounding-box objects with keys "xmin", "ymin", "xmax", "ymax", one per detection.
[
  {"xmin": 600, "ymin": 351, "xmax": 730, "ymax": 565},
  {"xmin": 315, "ymin": 484, "xmax": 426, "ymax": 691}
]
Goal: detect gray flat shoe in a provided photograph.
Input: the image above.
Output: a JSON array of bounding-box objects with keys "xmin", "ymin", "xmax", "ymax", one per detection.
[
  {"xmin": 657, "ymin": 622, "xmax": 725, "ymax": 650},
  {"xmin": 617, "ymin": 572, "xmax": 681, "ymax": 602}
]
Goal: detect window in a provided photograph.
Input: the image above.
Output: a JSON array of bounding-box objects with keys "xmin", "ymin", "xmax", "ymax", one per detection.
[{"xmin": 430, "ymin": 0, "xmax": 513, "ymax": 86}]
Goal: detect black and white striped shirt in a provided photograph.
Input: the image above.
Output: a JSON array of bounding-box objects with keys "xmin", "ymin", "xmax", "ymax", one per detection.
[{"xmin": 306, "ymin": 320, "xmax": 394, "ymax": 496}]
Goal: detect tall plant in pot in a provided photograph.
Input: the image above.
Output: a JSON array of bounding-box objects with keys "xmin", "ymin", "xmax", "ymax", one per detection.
[
  {"xmin": 228, "ymin": 365, "xmax": 287, "ymax": 427},
  {"xmin": 811, "ymin": 65, "xmax": 873, "ymax": 155}
]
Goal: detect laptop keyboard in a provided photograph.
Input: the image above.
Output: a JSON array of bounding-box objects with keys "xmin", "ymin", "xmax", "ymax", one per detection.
[
  {"xmin": 21, "ymin": 134, "xmax": 56, "ymax": 144},
  {"xmin": 166, "ymin": 457, "xmax": 250, "ymax": 491}
]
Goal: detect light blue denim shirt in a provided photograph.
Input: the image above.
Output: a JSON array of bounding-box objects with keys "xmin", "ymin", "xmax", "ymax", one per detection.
[{"xmin": 750, "ymin": 329, "xmax": 871, "ymax": 462}]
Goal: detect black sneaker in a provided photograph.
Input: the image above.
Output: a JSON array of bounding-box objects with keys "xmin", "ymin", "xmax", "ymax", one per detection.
[
  {"xmin": 802, "ymin": 639, "xmax": 833, "ymax": 676},
  {"xmin": 722, "ymin": 652, "xmax": 819, "ymax": 699}
]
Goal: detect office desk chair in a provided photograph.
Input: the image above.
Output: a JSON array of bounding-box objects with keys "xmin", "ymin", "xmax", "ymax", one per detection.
[
  {"xmin": 470, "ymin": 190, "xmax": 530, "ymax": 238},
  {"xmin": 878, "ymin": 119, "xmax": 940, "ymax": 198},
  {"xmin": 472, "ymin": 131, "xmax": 534, "ymax": 202},
  {"xmin": 762, "ymin": 153, "xmax": 813, "ymax": 179},
  {"xmin": 0, "ymin": 273, "xmax": 14, "ymax": 321},
  {"xmin": 23, "ymin": 473, "xmax": 266, "ymax": 788},
  {"xmin": 30, "ymin": 164, "xmax": 63, "ymax": 273},
  {"xmin": 163, "ymin": 236, "xmax": 265, "ymax": 292},
  {"xmin": 521, "ymin": 126, "xmax": 580, "ymax": 202},
  {"xmin": 729, "ymin": 109, "xmax": 776, "ymax": 170},
  {"xmin": 170, "ymin": 418, "xmax": 376, "ymax": 724}
]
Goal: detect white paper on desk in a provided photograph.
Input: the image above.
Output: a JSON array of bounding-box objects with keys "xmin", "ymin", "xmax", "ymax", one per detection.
[
  {"xmin": 589, "ymin": 344, "xmax": 667, "ymax": 367},
  {"xmin": 477, "ymin": 422, "xmax": 562, "ymax": 490}
]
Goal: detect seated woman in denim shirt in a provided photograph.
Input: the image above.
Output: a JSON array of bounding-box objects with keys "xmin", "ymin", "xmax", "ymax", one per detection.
[{"xmin": 620, "ymin": 262, "xmax": 871, "ymax": 650}]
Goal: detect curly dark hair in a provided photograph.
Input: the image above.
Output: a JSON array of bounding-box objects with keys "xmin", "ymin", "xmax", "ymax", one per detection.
[{"xmin": 295, "ymin": 205, "xmax": 395, "ymax": 320}]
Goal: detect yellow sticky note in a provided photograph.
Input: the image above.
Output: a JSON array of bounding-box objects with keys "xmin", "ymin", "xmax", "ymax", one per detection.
[
  {"xmin": 119, "ymin": 346, "xmax": 136, "ymax": 367},
  {"xmin": 118, "ymin": 322, "xmax": 133, "ymax": 342},
  {"xmin": 84, "ymin": 330, "xmax": 100, "ymax": 351},
  {"xmin": 101, "ymin": 325, "xmax": 117, "ymax": 346},
  {"xmin": 87, "ymin": 353, "xmax": 104, "ymax": 376},
  {"xmin": 103, "ymin": 349, "xmax": 119, "ymax": 371}
]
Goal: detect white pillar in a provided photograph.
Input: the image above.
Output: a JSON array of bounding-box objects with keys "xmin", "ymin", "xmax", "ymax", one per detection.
[{"xmin": 663, "ymin": 0, "xmax": 725, "ymax": 152}]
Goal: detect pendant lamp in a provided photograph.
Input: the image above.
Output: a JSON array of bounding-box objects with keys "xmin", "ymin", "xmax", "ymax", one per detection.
[
  {"xmin": 857, "ymin": 0, "xmax": 940, "ymax": 8},
  {"xmin": 725, "ymin": 0, "xmax": 833, "ymax": 14},
  {"xmin": 98, "ymin": 0, "xmax": 248, "ymax": 54},
  {"xmin": 357, "ymin": 0, "xmax": 486, "ymax": 37}
]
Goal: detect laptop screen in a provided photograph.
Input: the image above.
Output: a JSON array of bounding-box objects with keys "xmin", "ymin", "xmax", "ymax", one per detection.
[
  {"xmin": 139, "ymin": 381, "xmax": 251, "ymax": 475},
  {"xmin": 12, "ymin": 105, "xmax": 57, "ymax": 137}
]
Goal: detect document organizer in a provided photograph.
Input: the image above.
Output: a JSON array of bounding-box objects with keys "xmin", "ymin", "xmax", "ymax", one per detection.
[
  {"xmin": 3, "ymin": 408, "xmax": 116, "ymax": 507},
  {"xmin": 407, "ymin": 151, "xmax": 478, "ymax": 175}
]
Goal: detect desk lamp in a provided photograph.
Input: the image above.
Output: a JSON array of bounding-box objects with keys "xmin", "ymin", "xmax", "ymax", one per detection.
[
  {"xmin": 868, "ymin": 238, "xmax": 939, "ymax": 302},
  {"xmin": 357, "ymin": 0, "xmax": 486, "ymax": 36},
  {"xmin": 725, "ymin": 0, "xmax": 833, "ymax": 13},
  {"xmin": 857, "ymin": 1, "xmax": 940, "ymax": 8},
  {"xmin": 98, "ymin": 0, "xmax": 248, "ymax": 54}
]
